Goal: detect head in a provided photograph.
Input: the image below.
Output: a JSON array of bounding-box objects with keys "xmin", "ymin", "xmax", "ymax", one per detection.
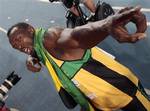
[{"xmin": 7, "ymin": 22, "xmax": 35, "ymax": 55}]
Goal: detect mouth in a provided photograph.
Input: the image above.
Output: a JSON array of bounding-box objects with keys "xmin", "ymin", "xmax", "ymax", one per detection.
[
  {"xmin": 17, "ymin": 45, "xmax": 33, "ymax": 55},
  {"xmin": 22, "ymin": 47, "xmax": 32, "ymax": 55}
]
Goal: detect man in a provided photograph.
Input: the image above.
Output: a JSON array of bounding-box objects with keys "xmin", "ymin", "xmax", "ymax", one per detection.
[
  {"xmin": 7, "ymin": 6, "xmax": 150, "ymax": 111},
  {"xmin": 49, "ymin": 0, "xmax": 96, "ymax": 18}
]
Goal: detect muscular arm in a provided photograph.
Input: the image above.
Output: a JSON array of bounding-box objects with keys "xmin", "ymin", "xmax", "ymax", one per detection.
[
  {"xmin": 57, "ymin": 6, "xmax": 147, "ymax": 49},
  {"xmin": 57, "ymin": 19, "xmax": 109, "ymax": 49}
]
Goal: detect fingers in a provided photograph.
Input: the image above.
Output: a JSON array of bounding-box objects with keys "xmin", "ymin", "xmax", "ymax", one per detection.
[
  {"xmin": 111, "ymin": 6, "xmax": 142, "ymax": 26},
  {"xmin": 126, "ymin": 33, "xmax": 146, "ymax": 43},
  {"xmin": 128, "ymin": 5, "xmax": 141, "ymax": 14},
  {"xmin": 111, "ymin": 26, "xmax": 146, "ymax": 43},
  {"xmin": 111, "ymin": 26, "xmax": 129, "ymax": 42},
  {"xmin": 26, "ymin": 56, "xmax": 42, "ymax": 72},
  {"xmin": 109, "ymin": 6, "xmax": 147, "ymax": 43},
  {"xmin": 131, "ymin": 12, "xmax": 147, "ymax": 33},
  {"xmin": 118, "ymin": 7, "xmax": 134, "ymax": 14},
  {"xmin": 131, "ymin": 33, "xmax": 146, "ymax": 40},
  {"xmin": 26, "ymin": 61, "xmax": 42, "ymax": 72},
  {"xmin": 115, "ymin": 6, "xmax": 147, "ymax": 33}
]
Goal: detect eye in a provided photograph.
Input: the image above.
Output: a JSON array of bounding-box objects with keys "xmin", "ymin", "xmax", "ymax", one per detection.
[{"xmin": 11, "ymin": 39, "xmax": 21, "ymax": 49}]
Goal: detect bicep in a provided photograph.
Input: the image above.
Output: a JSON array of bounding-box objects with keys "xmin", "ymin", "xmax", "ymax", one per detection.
[
  {"xmin": 57, "ymin": 27, "xmax": 95, "ymax": 49},
  {"xmin": 57, "ymin": 23, "xmax": 108, "ymax": 49},
  {"xmin": 70, "ymin": 24, "xmax": 109, "ymax": 49},
  {"xmin": 57, "ymin": 28, "xmax": 80, "ymax": 49}
]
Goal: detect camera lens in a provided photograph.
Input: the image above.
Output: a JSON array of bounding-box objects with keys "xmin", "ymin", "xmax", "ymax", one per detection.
[{"xmin": 0, "ymin": 71, "xmax": 21, "ymax": 101}]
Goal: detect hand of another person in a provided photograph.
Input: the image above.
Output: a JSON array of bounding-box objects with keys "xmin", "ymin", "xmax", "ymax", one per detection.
[{"xmin": 26, "ymin": 55, "xmax": 42, "ymax": 72}]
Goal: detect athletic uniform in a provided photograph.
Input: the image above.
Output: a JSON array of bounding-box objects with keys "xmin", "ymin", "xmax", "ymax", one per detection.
[{"xmin": 34, "ymin": 28, "xmax": 150, "ymax": 111}]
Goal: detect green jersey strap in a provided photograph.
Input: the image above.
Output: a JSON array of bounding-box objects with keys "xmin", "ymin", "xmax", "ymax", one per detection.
[{"xmin": 61, "ymin": 49, "xmax": 91, "ymax": 79}]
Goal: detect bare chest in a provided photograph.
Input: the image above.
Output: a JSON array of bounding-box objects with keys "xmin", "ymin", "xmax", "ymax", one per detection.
[{"xmin": 47, "ymin": 48, "xmax": 85, "ymax": 61}]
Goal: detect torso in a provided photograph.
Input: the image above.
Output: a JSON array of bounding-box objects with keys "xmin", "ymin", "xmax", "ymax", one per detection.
[{"xmin": 42, "ymin": 27, "xmax": 85, "ymax": 61}]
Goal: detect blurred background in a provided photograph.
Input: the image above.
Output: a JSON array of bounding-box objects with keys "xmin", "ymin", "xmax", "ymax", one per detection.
[{"xmin": 0, "ymin": 0, "xmax": 150, "ymax": 111}]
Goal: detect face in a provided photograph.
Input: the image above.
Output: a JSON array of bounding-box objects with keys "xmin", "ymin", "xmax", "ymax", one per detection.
[{"xmin": 9, "ymin": 30, "xmax": 34, "ymax": 55}]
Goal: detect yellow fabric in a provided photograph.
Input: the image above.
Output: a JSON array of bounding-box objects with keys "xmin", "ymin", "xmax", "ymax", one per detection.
[
  {"xmin": 136, "ymin": 90, "xmax": 150, "ymax": 111},
  {"xmin": 45, "ymin": 51, "xmax": 96, "ymax": 111},
  {"xmin": 46, "ymin": 46, "xmax": 149, "ymax": 110},
  {"xmin": 45, "ymin": 55, "xmax": 63, "ymax": 91},
  {"xmin": 72, "ymin": 69, "xmax": 132, "ymax": 111},
  {"xmin": 49, "ymin": 55, "xmax": 64, "ymax": 67},
  {"xmin": 91, "ymin": 47, "xmax": 139, "ymax": 86}
]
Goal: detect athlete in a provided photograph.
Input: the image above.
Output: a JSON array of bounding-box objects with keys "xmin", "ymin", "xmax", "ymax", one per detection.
[{"xmin": 7, "ymin": 6, "xmax": 149, "ymax": 111}]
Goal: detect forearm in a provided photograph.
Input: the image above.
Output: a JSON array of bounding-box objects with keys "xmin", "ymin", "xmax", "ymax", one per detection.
[
  {"xmin": 59, "ymin": 15, "xmax": 116, "ymax": 49},
  {"xmin": 70, "ymin": 6, "xmax": 139, "ymax": 47},
  {"xmin": 70, "ymin": 20, "xmax": 109, "ymax": 48}
]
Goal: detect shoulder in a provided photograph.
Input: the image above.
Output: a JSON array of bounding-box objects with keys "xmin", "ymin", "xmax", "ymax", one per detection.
[
  {"xmin": 43, "ymin": 27, "xmax": 64, "ymax": 49},
  {"xmin": 47, "ymin": 27, "xmax": 73, "ymax": 43},
  {"xmin": 47, "ymin": 27, "xmax": 64, "ymax": 36},
  {"xmin": 45, "ymin": 27, "xmax": 66, "ymax": 42}
]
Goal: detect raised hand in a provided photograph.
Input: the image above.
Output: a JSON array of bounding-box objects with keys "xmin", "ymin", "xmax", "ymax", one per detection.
[{"xmin": 108, "ymin": 6, "xmax": 147, "ymax": 43}]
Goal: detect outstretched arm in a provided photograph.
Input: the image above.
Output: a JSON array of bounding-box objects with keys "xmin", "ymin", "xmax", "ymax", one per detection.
[
  {"xmin": 110, "ymin": 6, "xmax": 147, "ymax": 43},
  {"xmin": 57, "ymin": 6, "xmax": 147, "ymax": 49}
]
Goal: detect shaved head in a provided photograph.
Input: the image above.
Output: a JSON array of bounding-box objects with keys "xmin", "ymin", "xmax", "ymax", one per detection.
[
  {"xmin": 7, "ymin": 22, "xmax": 32, "ymax": 37},
  {"xmin": 7, "ymin": 22, "xmax": 35, "ymax": 55}
]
